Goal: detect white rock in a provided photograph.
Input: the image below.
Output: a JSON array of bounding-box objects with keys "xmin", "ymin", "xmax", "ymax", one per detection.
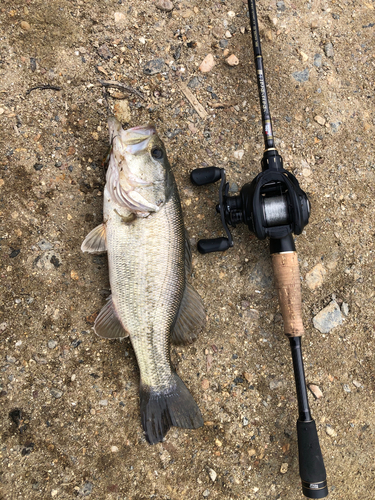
[
  {"xmin": 208, "ymin": 468, "xmax": 217, "ymax": 482},
  {"xmin": 341, "ymin": 302, "xmax": 349, "ymax": 316},
  {"xmin": 325, "ymin": 425, "xmax": 337, "ymax": 437},
  {"xmin": 114, "ymin": 12, "xmax": 126, "ymax": 23},
  {"xmin": 233, "ymin": 149, "xmax": 244, "ymax": 160},
  {"xmin": 111, "ymin": 445, "xmax": 119, "ymax": 452}
]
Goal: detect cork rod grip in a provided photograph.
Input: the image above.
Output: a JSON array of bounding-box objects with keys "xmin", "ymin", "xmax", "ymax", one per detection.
[{"xmin": 272, "ymin": 252, "xmax": 304, "ymax": 337}]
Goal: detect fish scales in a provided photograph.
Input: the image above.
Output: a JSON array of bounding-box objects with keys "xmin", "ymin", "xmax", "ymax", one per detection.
[
  {"xmin": 107, "ymin": 191, "xmax": 185, "ymax": 389},
  {"xmin": 82, "ymin": 117, "xmax": 205, "ymax": 444}
]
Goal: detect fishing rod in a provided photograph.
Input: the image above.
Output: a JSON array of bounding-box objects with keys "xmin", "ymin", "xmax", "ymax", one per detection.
[{"xmin": 190, "ymin": 0, "xmax": 328, "ymax": 498}]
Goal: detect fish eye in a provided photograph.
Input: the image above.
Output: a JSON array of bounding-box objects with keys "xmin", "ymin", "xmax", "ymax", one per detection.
[{"xmin": 151, "ymin": 147, "xmax": 164, "ymax": 160}]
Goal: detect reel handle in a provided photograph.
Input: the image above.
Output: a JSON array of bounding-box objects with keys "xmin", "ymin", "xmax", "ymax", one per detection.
[
  {"xmin": 197, "ymin": 237, "xmax": 231, "ymax": 254},
  {"xmin": 190, "ymin": 167, "xmax": 221, "ymax": 186}
]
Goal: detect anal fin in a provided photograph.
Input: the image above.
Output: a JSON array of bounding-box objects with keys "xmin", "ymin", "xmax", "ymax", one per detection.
[
  {"xmin": 171, "ymin": 283, "xmax": 206, "ymax": 345},
  {"xmin": 94, "ymin": 296, "xmax": 129, "ymax": 339},
  {"xmin": 81, "ymin": 224, "xmax": 107, "ymax": 254}
]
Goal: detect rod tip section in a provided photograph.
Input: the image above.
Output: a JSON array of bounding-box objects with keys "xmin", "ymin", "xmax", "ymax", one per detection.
[{"xmin": 297, "ymin": 420, "xmax": 328, "ymax": 498}]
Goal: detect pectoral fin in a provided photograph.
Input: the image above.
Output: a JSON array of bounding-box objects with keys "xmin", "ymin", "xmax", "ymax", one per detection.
[
  {"xmin": 94, "ymin": 296, "xmax": 129, "ymax": 339},
  {"xmin": 171, "ymin": 283, "xmax": 206, "ymax": 345},
  {"xmin": 81, "ymin": 224, "xmax": 107, "ymax": 254}
]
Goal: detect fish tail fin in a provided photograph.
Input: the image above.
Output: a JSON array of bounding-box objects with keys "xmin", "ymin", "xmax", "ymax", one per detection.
[{"xmin": 140, "ymin": 373, "xmax": 203, "ymax": 445}]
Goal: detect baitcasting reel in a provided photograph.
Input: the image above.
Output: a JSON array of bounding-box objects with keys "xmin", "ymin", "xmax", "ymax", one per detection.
[{"xmin": 191, "ymin": 148, "xmax": 310, "ymax": 254}]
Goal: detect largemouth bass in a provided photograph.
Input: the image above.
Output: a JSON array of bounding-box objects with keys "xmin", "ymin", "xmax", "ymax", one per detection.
[{"xmin": 82, "ymin": 117, "xmax": 205, "ymax": 444}]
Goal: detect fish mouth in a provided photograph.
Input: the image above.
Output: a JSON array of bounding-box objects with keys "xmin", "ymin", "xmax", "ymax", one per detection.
[
  {"xmin": 120, "ymin": 124, "xmax": 156, "ymax": 155},
  {"xmin": 108, "ymin": 117, "xmax": 156, "ymax": 155}
]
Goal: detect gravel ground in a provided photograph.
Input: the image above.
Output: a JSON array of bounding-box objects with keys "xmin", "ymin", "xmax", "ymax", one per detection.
[{"xmin": 1, "ymin": 0, "xmax": 374, "ymax": 499}]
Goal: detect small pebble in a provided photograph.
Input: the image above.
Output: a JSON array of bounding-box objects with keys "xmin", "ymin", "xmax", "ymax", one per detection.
[
  {"xmin": 50, "ymin": 388, "xmax": 63, "ymax": 399},
  {"xmin": 269, "ymin": 378, "xmax": 285, "ymax": 390},
  {"xmin": 208, "ymin": 468, "xmax": 217, "ymax": 482},
  {"xmin": 99, "ymin": 399, "xmax": 108, "ymax": 406},
  {"xmin": 229, "ymin": 182, "xmax": 239, "ymax": 193},
  {"xmin": 325, "ymin": 425, "xmax": 337, "ymax": 437},
  {"xmin": 203, "ymin": 489, "xmax": 210, "ymax": 497},
  {"xmin": 20, "ymin": 21, "xmax": 31, "ymax": 31},
  {"xmin": 343, "ymin": 384, "xmax": 351, "ymax": 393},
  {"xmin": 37, "ymin": 240, "xmax": 53, "ymax": 251},
  {"xmin": 280, "ymin": 463, "xmax": 289, "ymax": 474},
  {"xmin": 111, "ymin": 445, "xmax": 119, "ymax": 453},
  {"xmin": 299, "ymin": 51, "xmax": 308, "ymax": 62},
  {"xmin": 324, "ymin": 42, "xmax": 334, "ymax": 58},
  {"xmin": 114, "ymin": 100, "xmax": 131, "ymax": 123},
  {"xmin": 314, "ymin": 115, "xmax": 326, "ymax": 126},
  {"xmin": 199, "ymin": 54, "xmax": 215, "ymax": 73},
  {"xmin": 114, "ymin": 12, "xmax": 126, "ymax": 23},
  {"xmin": 34, "ymin": 251, "xmax": 62, "ymax": 270},
  {"xmin": 6, "ymin": 355, "xmax": 16, "ymax": 363},
  {"xmin": 352, "ymin": 380, "xmax": 361, "ymax": 388},
  {"xmin": 155, "ymin": 0, "xmax": 174, "ymax": 12},
  {"xmin": 314, "ymin": 54, "xmax": 322, "ymax": 68},
  {"xmin": 201, "ymin": 379, "xmax": 210, "ymax": 390},
  {"xmin": 98, "ymin": 45, "xmax": 112, "ymax": 60},
  {"xmin": 233, "ymin": 149, "xmax": 244, "ymax": 159},
  {"xmin": 33, "ymin": 163, "xmax": 44, "ymax": 171},
  {"xmin": 313, "ymin": 301, "xmax": 343, "ymax": 333},
  {"xmin": 276, "ymin": 1, "xmax": 286, "ymax": 12},
  {"xmin": 219, "ymin": 39, "xmax": 228, "ymax": 49},
  {"xmin": 308, "ymin": 384, "xmax": 323, "ymax": 399},
  {"xmin": 225, "ymin": 54, "xmax": 239, "ymax": 66},
  {"xmin": 188, "ymin": 76, "xmax": 200, "ymax": 89},
  {"xmin": 48, "ymin": 340, "xmax": 57, "ymax": 349},
  {"xmin": 341, "ymin": 302, "xmax": 349, "ymax": 316},
  {"xmin": 79, "ymin": 482, "xmax": 94, "ymax": 496},
  {"xmin": 144, "ymin": 58, "xmax": 166, "ymax": 75},
  {"xmin": 225, "ymin": 30, "xmax": 232, "ymax": 39},
  {"xmin": 305, "ymin": 263, "xmax": 326, "ymax": 290},
  {"xmin": 292, "ymin": 69, "xmax": 309, "ymax": 82}
]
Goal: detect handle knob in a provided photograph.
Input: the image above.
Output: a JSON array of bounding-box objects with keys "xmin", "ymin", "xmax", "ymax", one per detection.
[
  {"xmin": 190, "ymin": 167, "xmax": 222, "ymax": 186},
  {"xmin": 197, "ymin": 237, "xmax": 231, "ymax": 254}
]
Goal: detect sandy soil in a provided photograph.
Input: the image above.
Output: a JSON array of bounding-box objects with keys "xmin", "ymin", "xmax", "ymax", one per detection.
[{"xmin": 0, "ymin": 0, "xmax": 374, "ymax": 499}]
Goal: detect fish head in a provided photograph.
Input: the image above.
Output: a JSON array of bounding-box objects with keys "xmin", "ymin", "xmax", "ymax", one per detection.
[{"xmin": 107, "ymin": 117, "xmax": 174, "ymax": 215}]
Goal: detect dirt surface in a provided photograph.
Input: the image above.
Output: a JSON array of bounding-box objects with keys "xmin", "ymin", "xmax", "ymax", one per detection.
[{"xmin": 1, "ymin": 0, "xmax": 374, "ymax": 499}]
